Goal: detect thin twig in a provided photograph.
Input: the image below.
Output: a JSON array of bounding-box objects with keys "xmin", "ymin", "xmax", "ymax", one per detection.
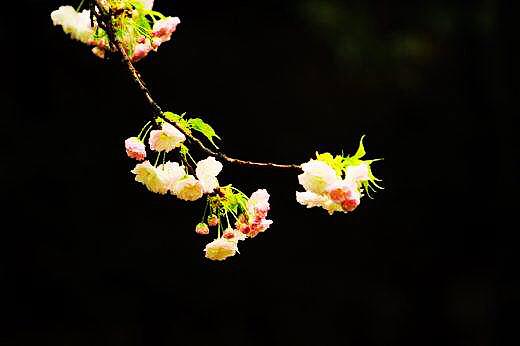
[{"xmin": 92, "ymin": 0, "xmax": 301, "ymax": 171}]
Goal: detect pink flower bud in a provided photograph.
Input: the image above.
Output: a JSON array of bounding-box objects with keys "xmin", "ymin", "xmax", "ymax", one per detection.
[
  {"xmin": 207, "ymin": 215, "xmax": 219, "ymax": 227},
  {"xmin": 223, "ymin": 229, "xmax": 235, "ymax": 239},
  {"xmin": 131, "ymin": 40, "xmax": 152, "ymax": 62},
  {"xmin": 341, "ymin": 197, "xmax": 360, "ymax": 212},
  {"xmin": 124, "ymin": 137, "xmax": 146, "ymax": 160},
  {"xmin": 195, "ymin": 223, "xmax": 209, "ymax": 235},
  {"xmin": 97, "ymin": 39, "xmax": 106, "ymax": 49},
  {"xmin": 152, "ymin": 17, "xmax": 180, "ymax": 42},
  {"xmin": 151, "ymin": 37, "xmax": 162, "ymax": 51},
  {"xmin": 329, "ymin": 188, "xmax": 349, "ymax": 203},
  {"xmin": 238, "ymin": 223, "xmax": 250, "ymax": 235},
  {"xmin": 91, "ymin": 47, "xmax": 105, "ymax": 59}
]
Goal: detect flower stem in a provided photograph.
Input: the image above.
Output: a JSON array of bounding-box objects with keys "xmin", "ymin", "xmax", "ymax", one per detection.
[
  {"xmin": 137, "ymin": 121, "xmax": 152, "ymax": 140},
  {"xmin": 154, "ymin": 152, "xmax": 162, "ymax": 167},
  {"xmin": 201, "ymin": 199, "xmax": 209, "ymax": 223},
  {"xmin": 76, "ymin": 0, "xmax": 86, "ymax": 11},
  {"xmin": 225, "ymin": 212, "xmax": 231, "ymax": 229}
]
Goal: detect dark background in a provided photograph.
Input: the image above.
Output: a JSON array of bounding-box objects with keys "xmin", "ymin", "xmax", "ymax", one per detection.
[{"xmin": 1, "ymin": 0, "xmax": 516, "ymax": 345}]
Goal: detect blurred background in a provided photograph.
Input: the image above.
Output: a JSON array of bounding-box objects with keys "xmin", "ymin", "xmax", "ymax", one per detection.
[{"xmin": 1, "ymin": 0, "xmax": 515, "ymax": 345}]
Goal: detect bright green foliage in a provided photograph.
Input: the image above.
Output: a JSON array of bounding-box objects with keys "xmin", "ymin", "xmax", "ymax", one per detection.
[
  {"xmin": 162, "ymin": 112, "xmax": 192, "ymax": 134},
  {"xmin": 187, "ymin": 118, "xmax": 221, "ymax": 149},
  {"xmin": 316, "ymin": 152, "xmax": 344, "ymax": 176},
  {"xmin": 206, "ymin": 185, "xmax": 249, "ymax": 231},
  {"xmin": 341, "ymin": 135, "xmax": 366, "ymax": 167},
  {"xmin": 102, "ymin": 0, "xmax": 168, "ymax": 55},
  {"xmin": 217, "ymin": 185, "xmax": 248, "ymax": 216},
  {"xmin": 316, "ymin": 135, "xmax": 383, "ymax": 197},
  {"xmin": 160, "ymin": 112, "xmax": 222, "ymax": 149}
]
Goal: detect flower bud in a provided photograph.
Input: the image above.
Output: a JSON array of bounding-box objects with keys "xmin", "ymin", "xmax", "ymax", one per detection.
[
  {"xmin": 341, "ymin": 198, "xmax": 360, "ymax": 212},
  {"xmin": 238, "ymin": 223, "xmax": 250, "ymax": 235},
  {"xmin": 329, "ymin": 188, "xmax": 349, "ymax": 203},
  {"xmin": 195, "ymin": 223, "xmax": 209, "ymax": 235},
  {"xmin": 223, "ymin": 229, "xmax": 235, "ymax": 239},
  {"xmin": 207, "ymin": 214, "xmax": 219, "ymax": 227}
]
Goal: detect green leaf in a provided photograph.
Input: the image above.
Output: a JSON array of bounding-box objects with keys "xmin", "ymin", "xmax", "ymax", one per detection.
[
  {"xmin": 352, "ymin": 135, "xmax": 366, "ymax": 160},
  {"xmin": 188, "ymin": 118, "xmax": 221, "ymax": 149},
  {"xmin": 316, "ymin": 152, "xmax": 343, "ymax": 176},
  {"xmin": 163, "ymin": 112, "xmax": 191, "ymax": 133},
  {"xmin": 163, "ymin": 111, "xmax": 181, "ymax": 122}
]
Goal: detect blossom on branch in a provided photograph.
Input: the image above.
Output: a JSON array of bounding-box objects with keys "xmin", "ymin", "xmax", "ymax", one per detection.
[
  {"xmin": 296, "ymin": 136, "xmax": 382, "ymax": 215},
  {"xmin": 52, "ymin": 2, "xmax": 383, "ymax": 262},
  {"xmin": 152, "ymin": 17, "xmax": 180, "ymax": 45},
  {"xmin": 51, "ymin": 1, "xmax": 180, "ymax": 61},
  {"xmin": 159, "ymin": 161, "xmax": 185, "ymax": 191},
  {"xmin": 51, "ymin": 6, "xmax": 94, "ymax": 44},
  {"xmin": 298, "ymin": 160, "xmax": 338, "ymax": 195},
  {"xmin": 125, "ymin": 137, "xmax": 147, "ymax": 160},
  {"xmin": 196, "ymin": 156, "xmax": 223, "ymax": 193},
  {"xmin": 173, "ymin": 175, "xmax": 204, "ymax": 201},
  {"xmin": 131, "ymin": 39, "xmax": 153, "ymax": 62},
  {"xmin": 149, "ymin": 122, "xmax": 186, "ymax": 152},
  {"xmin": 195, "ymin": 223, "xmax": 210, "ymax": 235},
  {"xmin": 132, "ymin": 161, "xmax": 169, "ymax": 194},
  {"xmin": 204, "ymin": 237, "xmax": 238, "ymax": 261}
]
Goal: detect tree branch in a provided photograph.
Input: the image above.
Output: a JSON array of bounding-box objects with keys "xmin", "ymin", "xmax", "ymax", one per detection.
[{"xmin": 91, "ymin": 0, "xmax": 301, "ymax": 171}]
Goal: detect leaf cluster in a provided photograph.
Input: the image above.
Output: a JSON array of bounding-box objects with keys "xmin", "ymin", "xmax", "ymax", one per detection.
[{"xmin": 162, "ymin": 112, "xmax": 221, "ymax": 149}]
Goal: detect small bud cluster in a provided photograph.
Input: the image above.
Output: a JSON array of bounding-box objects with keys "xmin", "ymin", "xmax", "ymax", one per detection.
[
  {"xmin": 51, "ymin": 1, "xmax": 180, "ymax": 62},
  {"xmin": 200, "ymin": 188, "xmax": 273, "ymax": 261}
]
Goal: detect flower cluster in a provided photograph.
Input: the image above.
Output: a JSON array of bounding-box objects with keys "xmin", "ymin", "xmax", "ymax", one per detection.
[
  {"xmin": 201, "ymin": 187, "xmax": 273, "ymax": 261},
  {"xmin": 52, "ymin": 2, "xmax": 384, "ymax": 263},
  {"xmin": 235, "ymin": 189, "xmax": 273, "ymax": 238},
  {"xmin": 51, "ymin": 0, "xmax": 180, "ymax": 61},
  {"xmin": 296, "ymin": 136, "xmax": 382, "ymax": 214},
  {"xmin": 130, "ymin": 16, "xmax": 180, "ymax": 62},
  {"xmin": 123, "ymin": 115, "xmax": 273, "ymax": 261},
  {"xmin": 128, "ymin": 121, "xmax": 222, "ymax": 200}
]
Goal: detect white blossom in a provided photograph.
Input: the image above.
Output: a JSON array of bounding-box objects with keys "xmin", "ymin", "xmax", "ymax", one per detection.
[
  {"xmin": 298, "ymin": 160, "xmax": 339, "ymax": 194},
  {"xmin": 51, "ymin": 6, "xmax": 94, "ymax": 44}
]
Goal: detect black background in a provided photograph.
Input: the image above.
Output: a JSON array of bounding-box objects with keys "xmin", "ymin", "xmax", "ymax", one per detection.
[{"xmin": 1, "ymin": 0, "xmax": 516, "ymax": 345}]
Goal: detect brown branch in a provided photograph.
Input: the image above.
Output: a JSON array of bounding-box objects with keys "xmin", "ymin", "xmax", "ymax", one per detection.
[{"xmin": 92, "ymin": 0, "xmax": 301, "ymax": 171}]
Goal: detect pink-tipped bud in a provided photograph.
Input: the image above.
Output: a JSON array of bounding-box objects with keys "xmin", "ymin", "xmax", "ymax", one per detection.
[
  {"xmin": 124, "ymin": 137, "xmax": 146, "ymax": 160},
  {"xmin": 195, "ymin": 223, "xmax": 209, "ymax": 235},
  {"xmin": 97, "ymin": 39, "xmax": 106, "ymax": 49},
  {"xmin": 207, "ymin": 215, "xmax": 219, "ymax": 227},
  {"xmin": 223, "ymin": 229, "xmax": 235, "ymax": 239},
  {"xmin": 341, "ymin": 198, "xmax": 360, "ymax": 212},
  {"xmin": 151, "ymin": 37, "xmax": 162, "ymax": 51},
  {"xmin": 91, "ymin": 47, "xmax": 105, "ymax": 59},
  {"xmin": 329, "ymin": 188, "xmax": 350, "ymax": 203},
  {"xmin": 131, "ymin": 40, "xmax": 152, "ymax": 62},
  {"xmin": 152, "ymin": 17, "xmax": 180, "ymax": 42},
  {"xmin": 137, "ymin": 36, "xmax": 146, "ymax": 44},
  {"xmin": 238, "ymin": 223, "xmax": 250, "ymax": 235}
]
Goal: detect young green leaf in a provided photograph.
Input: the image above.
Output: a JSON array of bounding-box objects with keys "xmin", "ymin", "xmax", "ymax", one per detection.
[
  {"xmin": 163, "ymin": 111, "xmax": 191, "ymax": 134},
  {"xmin": 187, "ymin": 118, "xmax": 221, "ymax": 149},
  {"xmin": 352, "ymin": 135, "xmax": 366, "ymax": 160}
]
